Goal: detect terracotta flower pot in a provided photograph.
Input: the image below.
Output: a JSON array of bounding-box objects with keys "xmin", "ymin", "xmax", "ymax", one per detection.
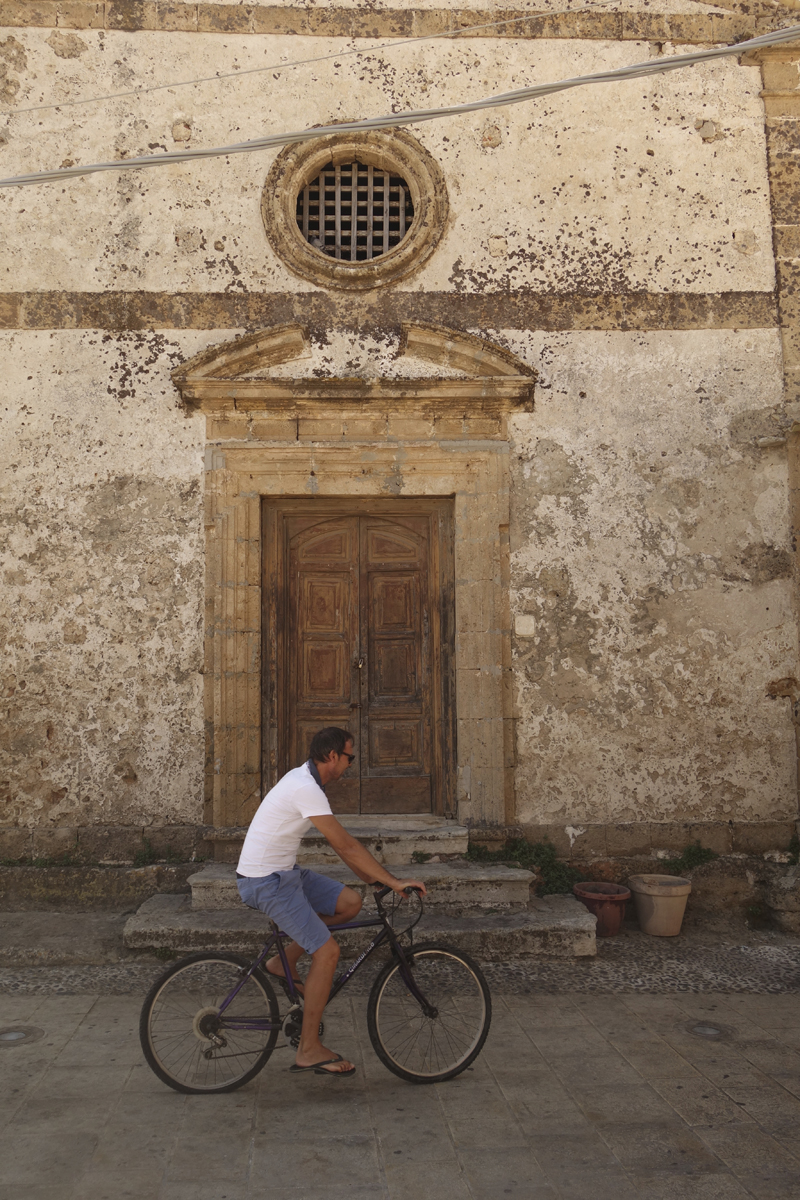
[
  {"xmin": 628, "ymin": 874, "xmax": 691, "ymax": 937},
  {"xmin": 573, "ymin": 881, "xmax": 631, "ymax": 937}
]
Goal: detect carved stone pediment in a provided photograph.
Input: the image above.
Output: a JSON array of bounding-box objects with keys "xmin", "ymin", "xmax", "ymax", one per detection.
[{"xmin": 171, "ymin": 322, "xmax": 536, "ymax": 415}]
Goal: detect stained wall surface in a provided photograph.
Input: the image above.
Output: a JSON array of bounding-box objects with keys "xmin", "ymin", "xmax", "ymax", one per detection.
[{"xmin": 0, "ymin": 10, "xmax": 797, "ymax": 857}]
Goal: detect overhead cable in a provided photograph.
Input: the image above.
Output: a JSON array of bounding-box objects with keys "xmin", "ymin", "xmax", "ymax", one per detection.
[
  {"xmin": 1, "ymin": 23, "xmax": 798, "ymax": 190},
  {"xmin": 3, "ymin": 2, "xmax": 628, "ymax": 119}
]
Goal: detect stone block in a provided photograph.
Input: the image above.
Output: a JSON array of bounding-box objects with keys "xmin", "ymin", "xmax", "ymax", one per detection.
[
  {"xmin": 606, "ymin": 823, "xmax": 653, "ymax": 857},
  {"xmin": 248, "ymin": 418, "xmax": 297, "ymax": 441},
  {"xmin": 520, "ymin": 824, "xmax": 573, "ymax": 856},
  {"xmin": 464, "ymin": 418, "xmax": 502, "ymax": 439},
  {"xmin": 763, "ymin": 93, "xmax": 800, "ymax": 119},
  {"xmin": 77, "ymin": 825, "xmax": 145, "ymax": 864},
  {"xmin": 298, "ymin": 418, "xmax": 343, "ymax": 440},
  {"xmin": 145, "ymin": 825, "xmax": 202, "ymax": 862},
  {"xmin": 456, "ymin": 579, "xmax": 496, "ymax": 631},
  {"xmin": 151, "ymin": 2, "xmax": 198, "ymax": 31},
  {"xmin": 559, "ymin": 824, "xmax": 608, "ymax": 859},
  {"xmin": 649, "ymin": 822, "xmax": 731, "ymax": 856},
  {"xmin": 774, "ymin": 225, "xmax": 800, "ymax": 259},
  {"xmin": 105, "ymin": 1, "xmax": 146, "ymax": 31},
  {"xmin": 31, "ymin": 827, "xmax": 79, "ymax": 860},
  {"xmin": 762, "ymin": 62, "xmax": 800, "ymax": 92},
  {"xmin": 0, "ymin": 826, "xmax": 32, "ymax": 860},
  {"xmin": 205, "ymin": 420, "xmax": 245, "ymax": 444},
  {"xmin": 732, "ymin": 820, "xmax": 796, "ymax": 854},
  {"xmin": 434, "ymin": 417, "xmax": 466, "ymax": 439},
  {"xmin": 650, "ymin": 822, "xmax": 715, "ymax": 855},
  {"xmin": 387, "ymin": 416, "xmax": 435, "ymax": 440},
  {"xmin": 197, "ymin": 4, "xmax": 251, "ymax": 32},
  {"xmin": 60, "ymin": 1, "xmax": 105, "ymax": 27},
  {"xmin": 343, "ymin": 417, "xmax": 388, "ymax": 439}
]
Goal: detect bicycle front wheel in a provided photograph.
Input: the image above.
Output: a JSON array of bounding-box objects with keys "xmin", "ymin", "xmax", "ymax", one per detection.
[
  {"xmin": 139, "ymin": 952, "xmax": 280, "ymax": 1094},
  {"xmin": 367, "ymin": 943, "xmax": 491, "ymax": 1083}
]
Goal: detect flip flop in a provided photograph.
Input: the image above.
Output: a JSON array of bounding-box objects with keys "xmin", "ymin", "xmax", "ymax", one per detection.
[
  {"xmin": 266, "ymin": 968, "xmax": 305, "ymax": 1000},
  {"xmin": 289, "ymin": 1054, "xmax": 355, "ymax": 1077}
]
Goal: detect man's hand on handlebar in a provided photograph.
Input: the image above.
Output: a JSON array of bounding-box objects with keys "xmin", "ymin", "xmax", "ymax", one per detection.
[{"xmin": 390, "ymin": 879, "xmax": 427, "ymax": 898}]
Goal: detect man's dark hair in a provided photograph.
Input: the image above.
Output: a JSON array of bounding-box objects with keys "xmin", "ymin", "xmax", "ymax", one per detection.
[{"xmin": 309, "ymin": 727, "xmax": 354, "ymax": 763}]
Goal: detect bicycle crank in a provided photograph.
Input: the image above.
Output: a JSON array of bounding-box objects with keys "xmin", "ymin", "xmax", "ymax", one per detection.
[{"xmin": 281, "ymin": 1006, "xmax": 324, "ymax": 1049}]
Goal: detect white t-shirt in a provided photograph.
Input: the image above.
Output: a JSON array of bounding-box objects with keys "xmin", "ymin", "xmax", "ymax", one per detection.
[{"xmin": 236, "ymin": 762, "xmax": 333, "ymax": 877}]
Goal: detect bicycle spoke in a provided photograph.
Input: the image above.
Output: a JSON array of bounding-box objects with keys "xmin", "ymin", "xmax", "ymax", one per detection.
[
  {"xmin": 141, "ymin": 955, "xmax": 278, "ymax": 1094},
  {"xmin": 369, "ymin": 947, "xmax": 491, "ymax": 1082}
]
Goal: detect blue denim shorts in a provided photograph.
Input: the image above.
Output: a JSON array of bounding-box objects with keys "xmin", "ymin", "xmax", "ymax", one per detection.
[{"xmin": 236, "ymin": 866, "xmax": 345, "ymax": 954}]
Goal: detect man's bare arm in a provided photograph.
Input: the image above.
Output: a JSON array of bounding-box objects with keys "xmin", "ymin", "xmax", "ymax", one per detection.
[{"xmin": 310, "ymin": 814, "xmax": 427, "ymax": 896}]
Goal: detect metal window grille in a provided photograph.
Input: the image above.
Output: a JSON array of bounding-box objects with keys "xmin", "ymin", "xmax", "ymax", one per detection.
[{"xmin": 296, "ymin": 161, "xmax": 414, "ymax": 261}]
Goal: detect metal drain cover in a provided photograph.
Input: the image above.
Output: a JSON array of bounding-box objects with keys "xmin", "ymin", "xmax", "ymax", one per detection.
[
  {"xmin": 684, "ymin": 1020, "xmax": 734, "ymax": 1041},
  {"xmin": 0, "ymin": 1026, "xmax": 45, "ymax": 1047}
]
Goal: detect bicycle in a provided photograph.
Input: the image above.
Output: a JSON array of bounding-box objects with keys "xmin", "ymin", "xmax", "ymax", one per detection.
[{"xmin": 139, "ymin": 883, "xmax": 492, "ymax": 1094}]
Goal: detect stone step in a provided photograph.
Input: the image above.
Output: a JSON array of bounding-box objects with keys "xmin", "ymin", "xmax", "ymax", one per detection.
[
  {"xmin": 212, "ymin": 816, "xmax": 469, "ymax": 866},
  {"xmin": 189, "ymin": 861, "xmax": 534, "ymax": 912},
  {"xmin": 300, "ymin": 816, "xmax": 469, "ymax": 866},
  {"xmin": 123, "ymin": 893, "xmax": 596, "ymax": 961}
]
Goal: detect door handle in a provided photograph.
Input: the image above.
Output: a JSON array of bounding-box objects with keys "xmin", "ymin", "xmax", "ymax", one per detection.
[{"xmin": 349, "ymin": 702, "xmax": 362, "ymax": 710}]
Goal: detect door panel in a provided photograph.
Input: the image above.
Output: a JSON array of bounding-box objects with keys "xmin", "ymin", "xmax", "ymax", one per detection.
[
  {"xmin": 269, "ymin": 500, "xmax": 453, "ymax": 816},
  {"xmin": 361, "ymin": 518, "xmax": 431, "ymax": 810},
  {"xmin": 288, "ymin": 517, "xmax": 359, "ymax": 813}
]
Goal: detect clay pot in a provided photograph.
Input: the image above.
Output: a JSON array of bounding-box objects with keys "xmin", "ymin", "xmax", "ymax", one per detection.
[
  {"xmin": 628, "ymin": 874, "xmax": 691, "ymax": 937},
  {"xmin": 573, "ymin": 881, "xmax": 631, "ymax": 937}
]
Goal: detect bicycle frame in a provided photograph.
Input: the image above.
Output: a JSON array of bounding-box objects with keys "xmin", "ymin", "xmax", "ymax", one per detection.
[{"xmin": 216, "ymin": 896, "xmax": 433, "ymax": 1032}]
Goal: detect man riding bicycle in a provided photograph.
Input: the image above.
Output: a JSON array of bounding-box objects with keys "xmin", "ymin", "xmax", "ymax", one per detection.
[{"xmin": 236, "ymin": 727, "xmax": 427, "ymax": 1077}]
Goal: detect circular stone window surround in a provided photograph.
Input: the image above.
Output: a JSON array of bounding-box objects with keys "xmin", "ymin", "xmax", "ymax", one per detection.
[{"xmin": 261, "ymin": 129, "xmax": 449, "ymax": 291}]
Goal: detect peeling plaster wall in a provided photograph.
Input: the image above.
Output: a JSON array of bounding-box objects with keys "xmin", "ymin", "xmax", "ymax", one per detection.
[
  {"xmin": 0, "ymin": 31, "xmax": 774, "ymax": 296},
  {"xmin": 0, "ymin": 331, "xmax": 207, "ymax": 851},
  {"xmin": 506, "ymin": 328, "xmax": 797, "ymax": 826},
  {"xmin": 1, "ymin": 326, "xmax": 795, "ymax": 843},
  {"xmin": 0, "ymin": 14, "xmax": 797, "ymax": 848}
]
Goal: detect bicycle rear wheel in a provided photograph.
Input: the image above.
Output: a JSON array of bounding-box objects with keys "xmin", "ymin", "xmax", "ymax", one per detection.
[
  {"xmin": 367, "ymin": 943, "xmax": 491, "ymax": 1083},
  {"xmin": 139, "ymin": 952, "xmax": 279, "ymax": 1094}
]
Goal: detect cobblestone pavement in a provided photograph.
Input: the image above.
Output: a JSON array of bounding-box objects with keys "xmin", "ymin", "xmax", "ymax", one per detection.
[
  {"xmin": 1, "ymin": 987, "xmax": 800, "ymax": 1199},
  {"xmin": 1, "ymin": 922, "xmax": 798, "ymax": 996}
]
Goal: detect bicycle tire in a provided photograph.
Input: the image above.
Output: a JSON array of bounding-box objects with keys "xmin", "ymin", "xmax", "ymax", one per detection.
[
  {"xmin": 367, "ymin": 943, "xmax": 492, "ymax": 1083},
  {"xmin": 139, "ymin": 952, "xmax": 280, "ymax": 1094}
]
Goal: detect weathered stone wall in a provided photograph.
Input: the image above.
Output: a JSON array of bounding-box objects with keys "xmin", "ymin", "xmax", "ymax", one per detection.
[
  {"xmin": 1, "ymin": 12, "xmax": 798, "ymax": 856},
  {"xmin": 0, "ymin": 31, "xmax": 775, "ymax": 296},
  {"xmin": 507, "ymin": 328, "xmax": 797, "ymax": 840},
  {"xmin": 0, "ymin": 330, "xmax": 207, "ymax": 861}
]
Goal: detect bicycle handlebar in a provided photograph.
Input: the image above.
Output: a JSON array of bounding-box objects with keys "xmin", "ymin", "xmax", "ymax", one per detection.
[{"xmin": 372, "ymin": 884, "xmax": 423, "ymax": 900}]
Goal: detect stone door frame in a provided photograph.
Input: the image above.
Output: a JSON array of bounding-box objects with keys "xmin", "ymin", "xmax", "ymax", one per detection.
[
  {"xmin": 171, "ymin": 322, "xmax": 536, "ymax": 858},
  {"xmin": 264, "ymin": 496, "xmax": 456, "ymax": 819}
]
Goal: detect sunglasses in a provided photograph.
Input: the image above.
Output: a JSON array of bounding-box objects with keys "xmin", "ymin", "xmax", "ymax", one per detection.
[{"xmin": 342, "ymin": 752, "xmax": 356, "ymax": 764}]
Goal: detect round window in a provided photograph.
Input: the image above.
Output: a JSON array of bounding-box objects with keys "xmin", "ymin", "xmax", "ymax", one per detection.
[
  {"xmin": 262, "ymin": 130, "xmax": 448, "ymax": 291},
  {"xmin": 296, "ymin": 161, "xmax": 415, "ymax": 262}
]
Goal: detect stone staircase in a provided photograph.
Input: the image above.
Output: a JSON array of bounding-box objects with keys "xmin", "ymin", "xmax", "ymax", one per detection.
[{"xmin": 123, "ymin": 817, "xmax": 596, "ymax": 960}]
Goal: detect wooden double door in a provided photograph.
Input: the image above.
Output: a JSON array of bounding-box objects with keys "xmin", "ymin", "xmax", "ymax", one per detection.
[{"xmin": 264, "ymin": 498, "xmax": 454, "ymax": 815}]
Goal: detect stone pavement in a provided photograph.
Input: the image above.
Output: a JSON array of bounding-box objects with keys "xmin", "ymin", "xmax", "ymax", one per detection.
[{"xmin": 2, "ymin": 984, "xmax": 800, "ymax": 1199}]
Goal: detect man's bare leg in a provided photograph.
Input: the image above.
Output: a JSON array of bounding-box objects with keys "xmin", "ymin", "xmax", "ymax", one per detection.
[
  {"xmin": 296, "ymin": 936, "xmax": 355, "ymax": 1073},
  {"xmin": 265, "ymin": 887, "xmax": 362, "ymax": 993}
]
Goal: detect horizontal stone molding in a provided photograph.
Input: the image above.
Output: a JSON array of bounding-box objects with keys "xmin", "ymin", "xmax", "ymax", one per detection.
[
  {"xmin": 0, "ymin": 2, "xmax": 788, "ymax": 43},
  {"xmin": 0, "ymin": 290, "xmax": 778, "ymax": 332},
  {"xmin": 179, "ymin": 377, "xmax": 536, "ymax": 411}
]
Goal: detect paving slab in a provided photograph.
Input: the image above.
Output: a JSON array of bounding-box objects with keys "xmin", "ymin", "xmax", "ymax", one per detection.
[{"xmin": 0, "ymin": 990, "xmax": 798, "ymax": 1199}]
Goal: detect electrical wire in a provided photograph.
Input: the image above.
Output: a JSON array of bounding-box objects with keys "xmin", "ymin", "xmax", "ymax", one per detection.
[
  {"xmin": 1, "ymin": 23, "xmax": 798, "ymax": 190},
  {"xmin": 3, "ymin": 2, "xmax": 634, "ymax": 119}
]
